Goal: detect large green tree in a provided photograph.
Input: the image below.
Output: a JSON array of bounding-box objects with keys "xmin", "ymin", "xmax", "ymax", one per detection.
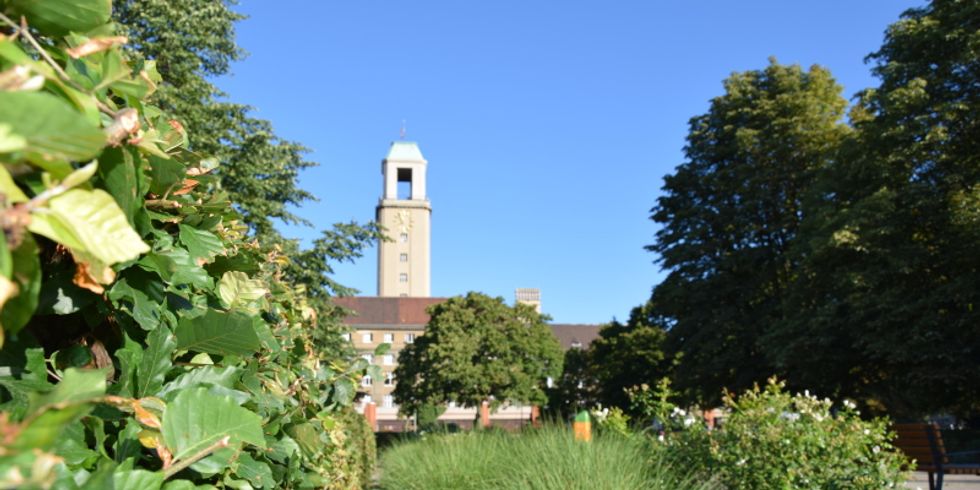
[
  {"xmin": 774, "ymin": 0, "xmax": 980, "ymax": 418},
  {"xmin": 393, "ymin": 292, "xmax": 563, "ymax": 417},
  {"xmin": 648, "ymin": 61, "xmax": 850, "ymax": 406}
]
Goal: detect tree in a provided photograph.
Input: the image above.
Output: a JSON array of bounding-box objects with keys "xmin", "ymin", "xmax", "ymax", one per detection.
[
  {"xmin": 774, "ymin": 0, "xmax": 980, "ymax": 418},
  {"xmin": 393, "ymin": 292, "xmax": 563, "ymax": 418},
  {"xmin": 585, "ymin": 304, "xmax": 671, "ymax": 414},
  {"xmin": 112, "ymin": 1, "xmax": 382, "ymax": 325},
  {"xmin": 545, "ymin": 346, "xmax": 597, "ymax": 417},
  {"xmin": 647, "ymin": 60, "xmax": 850, "ymax": 406}
]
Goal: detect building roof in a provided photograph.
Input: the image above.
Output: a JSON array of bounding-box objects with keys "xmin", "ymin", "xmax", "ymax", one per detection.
[
  {"xmin": 333, "ymin": 296, "xmax": 447, "ymax": 326},
  {"xmin": 548, "ymin": 324, "xmax": 602, "ymax": 350},
  {"xmin": 334, "ymin": 297, "xmax": 602, "ymax": 350},
  {"xmin": 385, "ymin": 141, "xmax": 425, "ymax": 162}
]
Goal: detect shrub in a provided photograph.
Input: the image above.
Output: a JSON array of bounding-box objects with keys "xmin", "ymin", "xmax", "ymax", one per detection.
[
  {"xmin": 593, "ymin": 405, "xmax": 633, "ymax": 438},
  {"xmin": 0, "ymin": 1, "xmax": 375, "ymax": 487},
  {"xmin": 667, "ymin": 379, "xmax": 909, "ymax": 489}
]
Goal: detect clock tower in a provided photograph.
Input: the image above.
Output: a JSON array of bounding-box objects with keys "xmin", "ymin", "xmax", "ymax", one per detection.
[{"xmin": 376, "ymin": 141, "xmax": 431, "ymax": 297}]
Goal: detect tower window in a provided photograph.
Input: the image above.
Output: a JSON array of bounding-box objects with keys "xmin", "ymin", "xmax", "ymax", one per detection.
[
  {"xmin": 397, "ymin": 167, "xmax": 413, "ymax": 199},
  {"xmin": 399, "ymin": 273, "xmax": 408, "ymax": 283},
  {"xmin": 399, "ymin": 253, "xmax": 408, "ymax": 262},
  {"xmin": 399, "ymin": 233, "xmax": 408, "ymax": 243}
]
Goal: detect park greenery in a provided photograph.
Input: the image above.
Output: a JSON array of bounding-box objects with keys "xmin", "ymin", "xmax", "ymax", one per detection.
[
  {"xmin": 558, "ymin": 0, "xmax": 979, "ymax": 423},
  {"xmin": 379, "ymin": 424, "xmax": 716, "ymax": 490},
  {"xmin": 0, "ymin": 0, "xmax": 377, "ymax": 488},
  {"xmin": 381, "ymin": 379, "xmax": 908, "ymax": 490},
  {"xmin": 393, "ymin": 292, "xmax": 563, "ymax": 420}
]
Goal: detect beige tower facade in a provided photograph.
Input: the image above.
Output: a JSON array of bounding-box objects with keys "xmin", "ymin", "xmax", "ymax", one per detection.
[{"xmin": 377, "ymin": 141, "xmax": 431, "ymax": 297}]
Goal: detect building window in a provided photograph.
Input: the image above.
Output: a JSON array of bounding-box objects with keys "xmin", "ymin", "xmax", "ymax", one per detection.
[
  {"xmin": 341, "ymin": 332, "xmax": 351, "ymax": 342},
  {"xmin": 384, "ymin": 373, "xmax": 394, "ymax": 386},
  {"xmin": 399, "ymin": 253, "xmax": 408, "ymax": 262},
  {"xmin": 405, "ymin": 333, "xmax": 416, "ymax": 343},
  {"xmin": 383, "ymin": 333, "xmax": 394, "ymax": 343},
  {"xmin": 399, "ymin": 233, "xmax": 408, "ymax": 243},
  {"xmin": 361, "ymin": 354, "xmax": 372, "ymax": 364},
  {"xmin": 383, "ymin": 354, "xmax": 394, "ymax": 366},
  {"xmin": 362, "ymin": 333, "xmax": 373, "ymax": 344},
  {"xmin": 383, "ymin": 395, "xmax": 394, "ymax": 408},
  {"xmin": 362, "ymin": 395, "xmax": 372, "ymax": 405},
  {"xmin": 361, "ymin": 375, "xmax": 373, "ymax": 387},
  {"xmin": 399, "ymin": 273, "xmax": 408, "ymax": 283},
  {"xmin": 570, "ymin": 341, "xmax": 582, "ymax": 349}
]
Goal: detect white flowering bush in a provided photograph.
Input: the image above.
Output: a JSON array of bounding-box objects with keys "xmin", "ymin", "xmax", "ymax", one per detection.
[
  {"xmin": 668, "ymin": 378, "xmax": 908, "ymax": 489},
  {"xmin": 593, "ymin": 405, "xmax": 633, "ymax": 437}
]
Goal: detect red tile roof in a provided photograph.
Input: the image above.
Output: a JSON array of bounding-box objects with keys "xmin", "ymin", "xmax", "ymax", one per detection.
[
  {"xmin": 333, "ymin": 297, "xmax": 602, "ymax": 351},
  {"xmin": 333, "ymin": 297, "xmax": 448, "ymax": 326}
]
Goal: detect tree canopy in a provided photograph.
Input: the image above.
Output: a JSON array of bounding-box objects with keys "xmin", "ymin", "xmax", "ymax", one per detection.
[
  {"xmin": 647, "ymin": 60, "xmax": 850, "ymax": 406},
  {"xmin": 393, "ymin": 292, "xmax": 563, "ymax": 416},
  {"xmin": 638, "ymin": 0, "xmax": 979, "ymax": 419}
]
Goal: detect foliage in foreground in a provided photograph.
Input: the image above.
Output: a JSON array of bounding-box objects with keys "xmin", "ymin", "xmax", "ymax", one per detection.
[
  {"xmin": 380, "ymin": 425, "xmax": 715, "ymax": 490},
  {"xmin": 394, "ymin": 292, "xmax": 563, "ymax": 417},
  {"xmin": 0, "ymin": 1, "xmax": 374, "ymax": 487},
  {"xmin": 665, "ymin": 379, "xmax": 909, "ymax": 490}
]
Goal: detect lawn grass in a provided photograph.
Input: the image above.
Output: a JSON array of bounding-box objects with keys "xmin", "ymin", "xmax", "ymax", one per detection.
[{"xmin": 378, "ymin": 424, "xmax": 716, "ymax": 490}]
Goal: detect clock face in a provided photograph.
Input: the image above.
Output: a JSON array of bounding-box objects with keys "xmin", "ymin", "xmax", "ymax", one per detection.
[{"xmin": 396, "ymin": 210, "xmax": 413, "ymax": 233}]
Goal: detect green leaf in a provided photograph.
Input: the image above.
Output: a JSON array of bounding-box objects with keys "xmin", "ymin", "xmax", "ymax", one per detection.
[
  {"xmin": 179, "ymin": 225, "xmax": 224, "ymax": 264},
  {"xmin": 147, "ymin": 155, "xmax": 185, "ymax": 196},
  {"xmin": 29, "ymin": 368, "xmax": 106, "ymax": 412},
  {"xmin": 136, "ymin": 327, "xmax": 176, "ymax": 398},
  {"xmin": 0, "ymin": 91, "xmax": 105, "ymax": 164},
  {"xmin": 266, "ymin": 435, "xmax": 300, "ymax": 464},
  {"xmin": 112, "ymin": 333, "xmax": 142, "ymax": 397},
  {"xmin": 161, "ymin": 387, "xmax": 264, "ymax": 463},
  {"xmin": 157, "ymin": 365, "xmax": 239, "ymax": 400},
  {"xmin": 285, "ymin": 423, "xmax": 321, "ymax": 459},
  {"xmin": 28, "ymin": 188, "xmax": 150, "ymax": 265},
  {"xmin": 138, "ymin": 247, "xmax": 211, "ymax": 289},
  {"xmin": 234, "ymin": 453, "xmax": 274, "ymax": 489},
  {"xmin": 175, "ymin": 309, "xmax": 261, "ymax": 357},
  {"xmin": 9, "ymin": 0, "xmax": 112, "ymax": 36},
  {"xmin": 97, "ymin": 147, "xmax": 143, "ymax": 227},
  {"xmin": 108, "ymin": 270, "xmax": 167, "ymax": 330},
  {"xmin": 332, "ymin": 378, "xmax": 355, "ymax": 405},
  {"xmin": 217, "ymin": 271, "xmax": 267, "ymax": 310},
  {"xmin": 14, "ymin": 368, "xmax": 106, "ymax": 450},
  {"xmin": 0, "ymin": 163, "xmax": 28, "ymax": 203},
  {"xmin": 112, "ymin": 467, "xmax": 164, "ymax": 490},
  {"xmin": 1, "ymin": 235, "xmax": 41, "ymax": 337},
  {"xmin": 374, "ymin": 342, "xmax": 391, "ymax": 356},
  {"xmin": 0, "ymin": 123, "xmax": 28, "ymax": 154},
  {"xmin": 60, "ymin": 160, "xmax": 98, "ymax": 190}
]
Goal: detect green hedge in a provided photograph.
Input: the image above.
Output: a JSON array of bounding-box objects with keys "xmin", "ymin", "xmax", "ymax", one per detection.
[{"xmin": 0, "ymin": 1, "xmax": 373, "ymax": 487}]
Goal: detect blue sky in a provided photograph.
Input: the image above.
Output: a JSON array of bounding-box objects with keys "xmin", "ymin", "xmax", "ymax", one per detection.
[{"xmin": 215, "ymin": 1, "xmax": 922, "ymax": 324}]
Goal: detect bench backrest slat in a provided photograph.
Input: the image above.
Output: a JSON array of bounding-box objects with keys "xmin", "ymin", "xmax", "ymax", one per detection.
[{"xmin": 893, "ymin": 423, "xmax": 949, "ymax": 468}]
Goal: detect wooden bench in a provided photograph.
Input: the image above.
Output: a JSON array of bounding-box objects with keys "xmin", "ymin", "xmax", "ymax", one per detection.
[{"xmin": 893, "ymin": 423, "xmax": 980, "ymax": 490}]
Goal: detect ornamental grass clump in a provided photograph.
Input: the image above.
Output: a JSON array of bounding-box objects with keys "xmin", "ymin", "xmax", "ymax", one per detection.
[
  {"xmin": 667, "ymin": 378, "xmax": 909, "ymax": 490},
  {"xmin": 380, "ymin": 424, "xmax": 715, "ymax": 490}
]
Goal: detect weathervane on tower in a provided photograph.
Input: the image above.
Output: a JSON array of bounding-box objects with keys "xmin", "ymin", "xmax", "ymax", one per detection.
[{"xmin": 399, "ymin": 119, "xmax": 406, "ymax": 140}]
